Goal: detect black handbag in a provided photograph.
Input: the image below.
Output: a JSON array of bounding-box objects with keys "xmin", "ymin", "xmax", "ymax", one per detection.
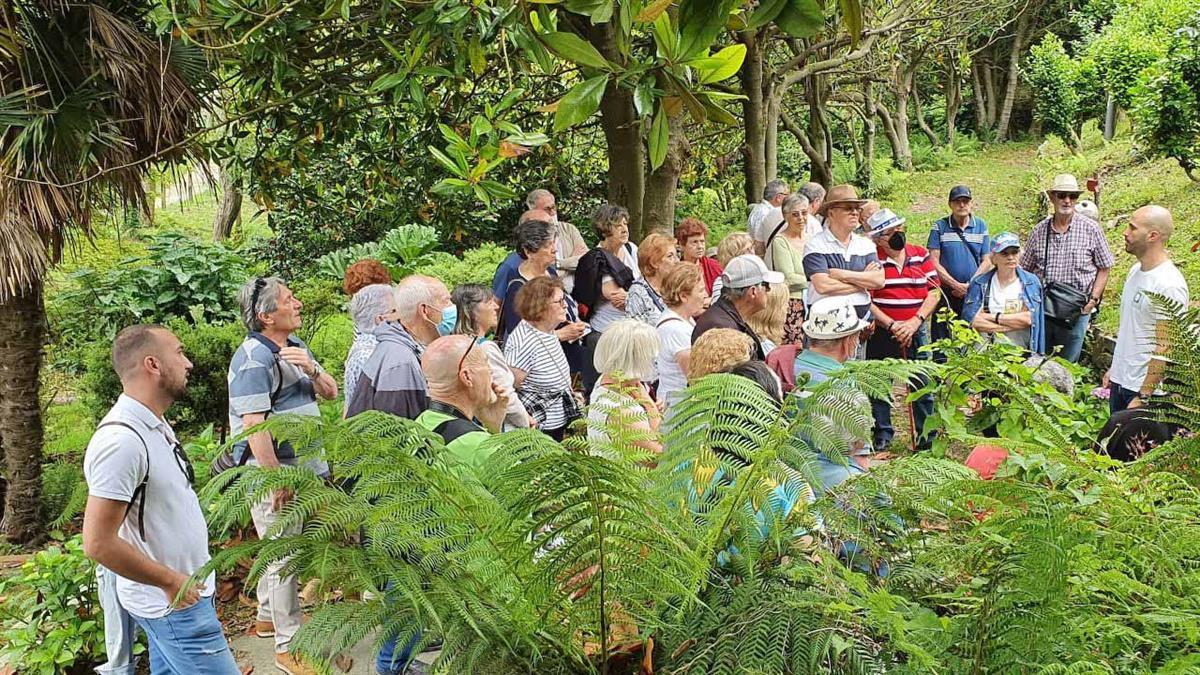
[{"xmin": 1040, "ymin": 221, "xmax": 1089, "ymax": 324}]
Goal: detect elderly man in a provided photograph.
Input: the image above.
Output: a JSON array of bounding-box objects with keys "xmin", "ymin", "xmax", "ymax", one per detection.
[
  {"xmin": 347, "ymin": 275, "xmax": 454, "ymax": 419},
  {"xmin": 858, "ymin": 200, "xmax": 881, "ymax": 230},
  {"xmin": 227, "ymin": 278, "xmax": 338, "ymax": 675},
  {"xmin": 527, "ymin": 188, "xmax": 588, "ymax": 291},
  {"xmin": 864, "ymin": 209, "xmax": 940, "ymax": 450},
  {"xmin": 799, "ymin": 182, "xmax": 826, "ymax": 231},
  {"xmin": 1020, "ymin": 174, "xmax": 1114, "ymax": 362},
  {"xmin": 84, "ymin": 325, "xmax": 241, "ymax": 675},
  {"xmin": 747, "ymin": 179, "xmax": 790, "ymax": 255},
  {"xmin": 693, "ymin": 254, "xmax": 784, "ymax": 360},
  {"xmin": 803, "ymin": 184, "xmax": 885, "ymax": 325},
  {"xmin": 1105, "ymin": 205, "xmax": 1189, "ymax": 413},
  {"xmin": 928, "ymin": 185, "xmax": 991, "ymax": 342}
]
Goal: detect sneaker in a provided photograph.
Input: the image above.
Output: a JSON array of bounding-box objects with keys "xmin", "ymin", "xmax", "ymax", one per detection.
[
  {"xmin": 275, "ymin": 652, "xmax": 318, "ymax": 675},
  {"xmin": 255, "ymin": 620, "xmax": 275, "ymax": 637}
]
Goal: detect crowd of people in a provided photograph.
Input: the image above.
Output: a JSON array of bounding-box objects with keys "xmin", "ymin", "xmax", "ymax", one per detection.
[{"xmin": 80, "ymin": 180, "xmax": 1189, "ymax": 674}]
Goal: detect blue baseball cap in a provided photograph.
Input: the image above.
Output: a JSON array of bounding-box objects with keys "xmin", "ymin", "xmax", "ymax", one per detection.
[
  {"xmin": 991, "ymin": 232, "xmax": 1021, "ymax": 253},
  {"xmin": 949, "ymin": 185, "xmax": 972, "ymax": 201}
]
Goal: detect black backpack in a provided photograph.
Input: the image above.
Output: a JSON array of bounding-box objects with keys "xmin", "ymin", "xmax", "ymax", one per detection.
[{"xmin": 94, "ymin": 421, "xmax": 194, "ymax": 541}]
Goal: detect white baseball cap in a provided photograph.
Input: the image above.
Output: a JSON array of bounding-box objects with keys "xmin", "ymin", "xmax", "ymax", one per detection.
[{"xmin": 722, "ymin": 254, "xmax": 784, "ymax": 289}]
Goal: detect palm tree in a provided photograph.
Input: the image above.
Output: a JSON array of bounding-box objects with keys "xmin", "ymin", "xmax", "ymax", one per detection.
[{"xmin": 0, "ymin": 0, "xmax": 208, "ymax": 543}]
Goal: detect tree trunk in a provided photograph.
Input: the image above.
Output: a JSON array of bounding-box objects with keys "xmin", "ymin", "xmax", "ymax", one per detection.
[
  {"xmin": 781, "ymin": 109, "xmax": 832, "ymax": 187},
  {"xmin": 643, "ymin": 113, "xmax": 690, "ymax": 235},
  {"xmin": 739, "ymin": 29, "xmax": 767, "ymax": 206},
  {"xmin": 0, "ymin": 281, "xmax": 45, "ymax": 544},
  {"xmin": 912, "ymin": 87, "xmax": 940, "ymax": 146},
  {"xmin": 946, "ymin": 56, "xmax": 962, "ymax": 144},
  {"xmin": 971, "ymin": 61, "xmax": 988, "ymax": 132},
  {"xmin": 212, "ymin": 169, "xmax": 241, "ymax": 242},
  {"xmin": 995, "ymin": 13, "xmax": 1033, "ymax": 142},
  {"xmin": 764, "ymin": 77, "xmax": 781, "ymax": 184},
  {"xmin": 859, "ymin": 79, "xmax": 877, "ymax": 192},
  {"xmin": 876, "ymin": 103, "xmax": 912, "ymax": 172}
]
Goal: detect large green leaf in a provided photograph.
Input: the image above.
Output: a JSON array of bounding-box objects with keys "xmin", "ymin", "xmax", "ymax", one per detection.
[
  {"xmin": 553, "ymin": 75, "xmax": 609, "ymax": 131},
  {"xmin": 649, "ymin": 104, "xmax": 669, "ymax": 169},
  {"xmin": 747, "ymin": 0, "xmax": 787, "ymax": 28},
  {"xmin": 542, "ymin": 31, "xmax": 612, "ymax": 70},
  {"xmin": 689, "ymin": 43, "xmax": 747, "ymax": 84},
  {"xmin": 775, "ymin": 0, "xmax": 824, "ymax": 38},
  {"xmin": 838, "ymin": 0, "xmax": 863, "ymax": 47},
  {"xmin": 678, "ymin": 0, "xmax": 739, "ymax": 61}
]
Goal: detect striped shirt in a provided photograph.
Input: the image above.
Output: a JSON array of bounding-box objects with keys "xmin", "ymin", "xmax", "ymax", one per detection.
[
  {"xmin": 871, "ymin": 244, "xmax": 940, "ymax": 321},
  {"xmin": 1020, "ymin": 214, "xmax": 1114, "ymax": 294},
  {"xmin": 927, "ymin": 215, "xmax": 989, "ymax": 283},
  {"xmin": 504, "ymin": 321, "xmax": 573, "ymax": 431},
  {"xmin": 802, "ymin": 228, "xmax": 877, "ymax": 318}
]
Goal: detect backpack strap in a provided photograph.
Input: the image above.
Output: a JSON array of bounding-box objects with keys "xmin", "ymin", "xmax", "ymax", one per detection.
[
  {"xmin": 656, "ymin": 316, "xmax": 685, "ymax": 328},
  {"xmin": 96, "ymin": 421, "xmax": 150, "ymax": 541}
]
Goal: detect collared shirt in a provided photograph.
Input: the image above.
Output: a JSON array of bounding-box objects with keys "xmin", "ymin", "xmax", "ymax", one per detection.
[
  {"xmin": 84, "ymin": 395, "xmax": 214, "ymax": 619},
  {"xmin": 802, "ymin": 228, "xmax": 877, "ymax": 318},
  {"xmin": 1020, "ymin": 213, "xmax": 1114, "ymax": 294},
  {"xmin": 927, "ymin": 215, "xmax": 989, "ymax": 283},
  {"xmin": 871, "ymin": 244, "xmax": 940, "ymax": 321},
  {"xmin": 747, "ymin": 200, "xmax": 776, "ymax": 243},
  {"xmin": 692, "ymin": 296, "xmax": 766, "ymax": 360},
  {"xmin": 792, "ymin": 349, "xmax": 843, "ymax": 385},
  {"xmin": 227, "ymin": 332, "xmax": 328, "ymax": 475}
]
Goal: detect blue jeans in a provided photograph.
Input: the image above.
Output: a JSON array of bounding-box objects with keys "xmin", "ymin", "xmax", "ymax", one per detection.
[
  {"xmin": 1109, "ymin": 381, "xmax": 1141, "ymax": 414},
  {"xmin": 867, "ymin": 322, "xmax": 934, "ymax": 449},
  {"xmin": 377, "ymin": 630, "xmax": 422, "ymax": 675},
  {"xmin": 1046, "ymin": 312, "xmax": 1090, "ymax": 363},
  {"xmin": 131, "ymin": 597, "xmax": 239, "ymax": 675},
  {"xmin": 96, "ymin": 565, "xmax": 140, "ymax": 675}
]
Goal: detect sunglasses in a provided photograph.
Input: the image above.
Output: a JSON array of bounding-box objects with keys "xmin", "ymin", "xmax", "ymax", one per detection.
[
  {"xmin": 172, "ymin": 440, "xmax": 195, "ymax": 487},
  {"xmin": 249, "ymin": 277, "xmax": 267, "ymax": 314},
  {"xmin": 457, "ymin": 335, "xmax": 477, "ymax": 373}
]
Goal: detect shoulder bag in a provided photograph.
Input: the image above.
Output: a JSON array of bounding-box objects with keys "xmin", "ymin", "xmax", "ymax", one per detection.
[{"xmin": 1040, "ymin": 220, "xmax": 1089, "ymax": 325}]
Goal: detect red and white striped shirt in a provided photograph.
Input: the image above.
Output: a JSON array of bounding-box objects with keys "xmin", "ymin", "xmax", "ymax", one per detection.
[{"xmin": 871, "ymin": 244, "xmax": 940, "ymax": 321}]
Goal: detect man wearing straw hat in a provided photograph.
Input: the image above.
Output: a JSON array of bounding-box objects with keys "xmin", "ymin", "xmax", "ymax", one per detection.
[
  {"xmin": 863, "ymin": 208, "xmax": 940, "ymax": 450},
  {"xmin": 1020, "ymin": 173, "xmax": 1113, "ymax": 363},
  {"xmin": 802, "ymin": 184, "xmax": 885, "ymax": 330}
]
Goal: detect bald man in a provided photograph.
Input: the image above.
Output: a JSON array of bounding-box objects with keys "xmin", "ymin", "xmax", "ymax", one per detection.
[
  {"xmin": 418, "ymin": 335, "xmax": 508, "ymax": 472},
  {"xmin": 83, "ymin": 325, "xmax": 241, "ymax": 674},
  {"xmin": 1105, "ymin": 205, "xmax": 1189, "ymax": 412},
  {"xmin": 493, "ymin": 190, "xmax": 589, "ymax": 296}
]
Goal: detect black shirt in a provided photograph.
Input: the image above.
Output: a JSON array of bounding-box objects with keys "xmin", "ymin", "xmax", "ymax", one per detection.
[{"xmin": 691, "ymin": 296, "xmax": 766, "ymax": 360}]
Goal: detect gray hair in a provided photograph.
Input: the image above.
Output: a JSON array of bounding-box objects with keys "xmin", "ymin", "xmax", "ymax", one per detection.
[
  {"xmin": 451, "ymin": 283, "xmax": 494, "ymax": 336},
  {"xmin": 764, "ymin": 179, "xmax": 790, "ymax": 201},
  {"xmin": 781, "ymin": 193, "xmax": 810, "ymax": 215},
  {"xmin": 514, "ymin": 218, "xmax": 556, "ymax": 258},
  {"xmin": 722, "ymin": 284, "xmax": 751, "ymax": 301},
  {"xmin": 526, "ymin": 188, "xmax": 553, "ymax": 210},
  {"xmin": 349, "ymin": 284, "xmax": 395, "ymax": 333},
  {"xmin": 799, "ymin": 182, "xmax": 826, "ymax": 204},
  {"xmin": 238, "ymin": 276, "xmax": 287, "ymax": 332},
  {"xmin": 394, "ymin": 275, "xmax": 445, "ymax": 323},
  {"xmin": 593, "ymin": 319, "xmax": 660, "ymax": 381}
]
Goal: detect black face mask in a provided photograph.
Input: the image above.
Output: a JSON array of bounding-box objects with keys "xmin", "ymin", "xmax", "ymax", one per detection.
[{"xmin": 887, "ymin": 231, "xmax": 906, "ymax": 250}]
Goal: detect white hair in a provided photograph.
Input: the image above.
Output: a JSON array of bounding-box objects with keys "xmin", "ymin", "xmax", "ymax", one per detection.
[
  {"xmin": 593, "ymin": 319, "xmax": 660, "ymax": 381},
  {"xmin": 394, "ymin": 276, "xmax": 444, "ymax": 322},
  {"xmin": 237, "ymin": 276, "xmax": 287, "ymax": 332},
  {"xmin": 526, "ymin": 188, "xmax": 553, "ymax": 210},
  {"xmin": 350, "ymin": 284, "xmax": 395, "ymax": 332}
]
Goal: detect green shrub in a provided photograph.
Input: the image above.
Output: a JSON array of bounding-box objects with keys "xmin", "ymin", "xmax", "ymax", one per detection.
[
  {"xmin": 1025, "ymin": 34, "xmax": 1086, "ymax": 151},
  {"xmin": 412, "ymin": 242, "xmax": 510, "ymax": 289},
  {"xmin": 675, "ymin": 186, "xmax": 743, "ymax": 246},
  {"xmin": 1133, "ymin": 17, "xmax": 1200, "ymax": 180},
  {"xmin": 81, "ymin": 320, "xmax": 244, "ymax": 437},
  {"xmin": 307, "ymin": 314, "xmax": 355, "ymax": 384},
  {"xmin": 0, "ymin": 537, "xmax": 107, "ymax": 674},
  {"xmin": 313, "ymin": 224, "xmax": 440, "ymax": 280},
  {"xmin": 43, "ymin": 401, "xmax": 96, "ymax": 458},
  {"xmin": 41, "ymin": 461, "xmax": 87, "ymax": 529}
]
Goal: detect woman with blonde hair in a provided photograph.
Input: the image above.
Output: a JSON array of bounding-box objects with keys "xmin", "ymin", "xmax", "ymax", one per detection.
[
  {"xmin": 655, "ymin": 262, "xmax": 708, "ymax": 411},
  {"xmin": 687, "ymin": 328, "xmax": 754, "ymax": 382},
  {"xmin": 587, "ymin": 319, "xmax": 663, "ymax": 453},
  {"xmin": 710, "ymin": 232, "xmax": 758, "ymax": 300},
  {"xmin": 745, "ymin": 282, "xmax": 788, "ymax": 355},
  {"xmin": 626, "ymin": 233, "xmax": 679, "ymax": 325}
]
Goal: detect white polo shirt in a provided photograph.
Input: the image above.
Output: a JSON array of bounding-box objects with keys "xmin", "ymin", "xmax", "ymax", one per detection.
[{"xmin": 84, "ymin": 394, "xmax": 215, "ymax": 619}]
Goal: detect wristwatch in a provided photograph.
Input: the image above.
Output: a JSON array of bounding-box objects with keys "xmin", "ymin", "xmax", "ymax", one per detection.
[
  {"xmin": 310, "ymin": 361, "xmax": 325, "ymax": 378},
  {"xmin": 994, "ymin": 312, "xmax": 1002, "ymax": 324}
]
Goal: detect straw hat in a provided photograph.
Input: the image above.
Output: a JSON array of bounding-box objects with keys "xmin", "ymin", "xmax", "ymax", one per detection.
[
  {"xmin": 1046, "ymin": 174, "xmax": 1083, "ymax": 195},
  {"xmin": 816, "ymin": 184, "xmax": 868, "ymax": 216}
]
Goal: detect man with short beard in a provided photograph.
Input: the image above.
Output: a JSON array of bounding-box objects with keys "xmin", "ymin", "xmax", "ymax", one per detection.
[
  {"xmin": 83, "ymin": 325, "xmax": 240, "ymax": 673},
  {"xmin": 1105, "ymin": 205, "xmax": 1189, "ymax": 413}
]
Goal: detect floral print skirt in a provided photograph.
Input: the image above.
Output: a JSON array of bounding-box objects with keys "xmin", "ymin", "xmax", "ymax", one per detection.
[{"xmin": 783, "ymin": 298, "xmax": 806, "ymax": 345}]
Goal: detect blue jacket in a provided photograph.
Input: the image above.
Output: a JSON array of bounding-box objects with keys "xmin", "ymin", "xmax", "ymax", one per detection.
[{"xmin": 962, "ymin": 268, "xmax": 1045, "ymax": 354}]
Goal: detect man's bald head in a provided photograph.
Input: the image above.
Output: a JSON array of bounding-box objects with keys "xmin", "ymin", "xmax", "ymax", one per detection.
[
  {"xmin": 112, "ymin": 324, "xmax": 171, "ymax": 382},
  {"xmin": 422, "ymin": 335, "xmax": 485, "ymax": 397},
  {"xmin": 1133, "ymin": 204, "xmax": 1174, "ymax": 240},
  {"xmin": 518, "ymin": 209, "xmax": 543, "ymax": 225}
]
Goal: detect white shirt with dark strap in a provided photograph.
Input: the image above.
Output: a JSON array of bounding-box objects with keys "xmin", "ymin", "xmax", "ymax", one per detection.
[{"xmin": 83, "ymin": 394, "xmax": 215, "ymax": 619}]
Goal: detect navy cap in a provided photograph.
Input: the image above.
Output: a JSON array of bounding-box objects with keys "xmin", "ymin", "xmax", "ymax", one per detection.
[{"xmin": 948, "ymin": 185, "xmax": 972, "ymax": 201}]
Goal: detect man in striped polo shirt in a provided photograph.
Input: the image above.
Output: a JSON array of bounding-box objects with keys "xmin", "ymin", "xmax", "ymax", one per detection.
[
  {"xmin": 802, "ymin": 184, "xmax": 884, "ymax": 326},
  {"xmin": 928, "ymin": 185, "xmax": 991, "ymax": 341},
  {"xmin": 864, "ymin": 209, "xmax": 941, "ymax": 450}
]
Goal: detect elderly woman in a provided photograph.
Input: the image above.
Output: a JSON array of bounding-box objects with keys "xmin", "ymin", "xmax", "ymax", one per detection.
[
  {"xmin": 574, "ymin": 204, "xmax": 638, "ymax": 332},
  {"xmin": 625, "ymin": 233, "xmax": 679, "ymax": 326},
  {"xmin": 344, "ymin": 283, "xmax": 395, "ymax": 415},
  {"xmin": 963, "ymin": 232, "xmax": 1045, "ymax": 353},
  {"xmin": 587, "ymin": 319, "xmax": 663, "ymax": 454},
  {"xmin": 767, "ymin": 193, "xmax": 812, "ymax": 344},
  {"xmin": 496, "ymin": 218, "xmax": 590, "ymax": 357},
  {"xmin": 504, "ymin": 277, "xmax": 580, "ymax": 441},
  {"xmin": 687, "ymin": 328, "xmax": 755, "ymax": 382},
  {"xmin": 709, "ymin": 232, "xmax": 757, "ymax": 300},
  {"xmin": 343, "ymin": 258, "xmax": 392, "ymax": 295},
  {"xmin": 655, "ymin": 262, "xmax": 708, "ymax": 411},
  {"xmin": 452, "ymin": 283, "xmax": 532, "ymax": 430},
  {"xmin": 675, "ymin": 217, "xmax": 724, "ymax": 295},
  {"xmin": 745, "ymin": 282, "xmax": 789, "ymax": 355}
]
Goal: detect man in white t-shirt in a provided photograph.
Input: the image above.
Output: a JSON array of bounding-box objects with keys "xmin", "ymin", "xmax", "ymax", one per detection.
[
  {"xmin": 1106, "ymin": 205, "xmax": 1189, "ymax": 413},
  {"xmin": 83, "ymin": 325, "xmax": 240, "ymax": 674},
  {"xmin": 747, "ymin": 179, "xmax": 790, "ymax": 255}
]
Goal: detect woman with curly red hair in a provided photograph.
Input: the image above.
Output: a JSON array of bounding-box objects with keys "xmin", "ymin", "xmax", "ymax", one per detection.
[
  {"xmin": 343, "ymin": 259, "xmax": 392, "ymax": 295},
  {"xmin": 674, "ymin": 218, "xmax": 723, "ymax": 295}
]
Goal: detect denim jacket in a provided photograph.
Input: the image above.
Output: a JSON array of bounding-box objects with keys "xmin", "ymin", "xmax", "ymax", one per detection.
[{"xmin": 962, "ymin": 268, "xmax": 1045, "ymax": 354}]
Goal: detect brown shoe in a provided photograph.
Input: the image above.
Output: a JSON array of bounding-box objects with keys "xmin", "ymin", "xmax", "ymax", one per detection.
[
  {"xmin": 274, "ymin": 652, "xmax": 318, "ymax": 675},
  {"xmin": 255, "ymin": 620, "xmax": 275, "ymax": 637}
]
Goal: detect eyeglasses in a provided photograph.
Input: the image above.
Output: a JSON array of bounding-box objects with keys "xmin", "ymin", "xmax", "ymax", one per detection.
[
  {"xmin": 551, "ymin": 295, "xmax": 568, "ymax": 306},
  {"xmin": 457, "ymin": 335, "xmax": 477, "ymax": 373},
  {"xmin": 835, "ymin": 205, "xmax": 862, "ymax": 213},
  {"xmin": 1052, "ymin": 192, "xmax": 1080, "ymax": 202},
  {"xmin": 786, "ymin": 210, "xmax": 806, "ymax": 218}
]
